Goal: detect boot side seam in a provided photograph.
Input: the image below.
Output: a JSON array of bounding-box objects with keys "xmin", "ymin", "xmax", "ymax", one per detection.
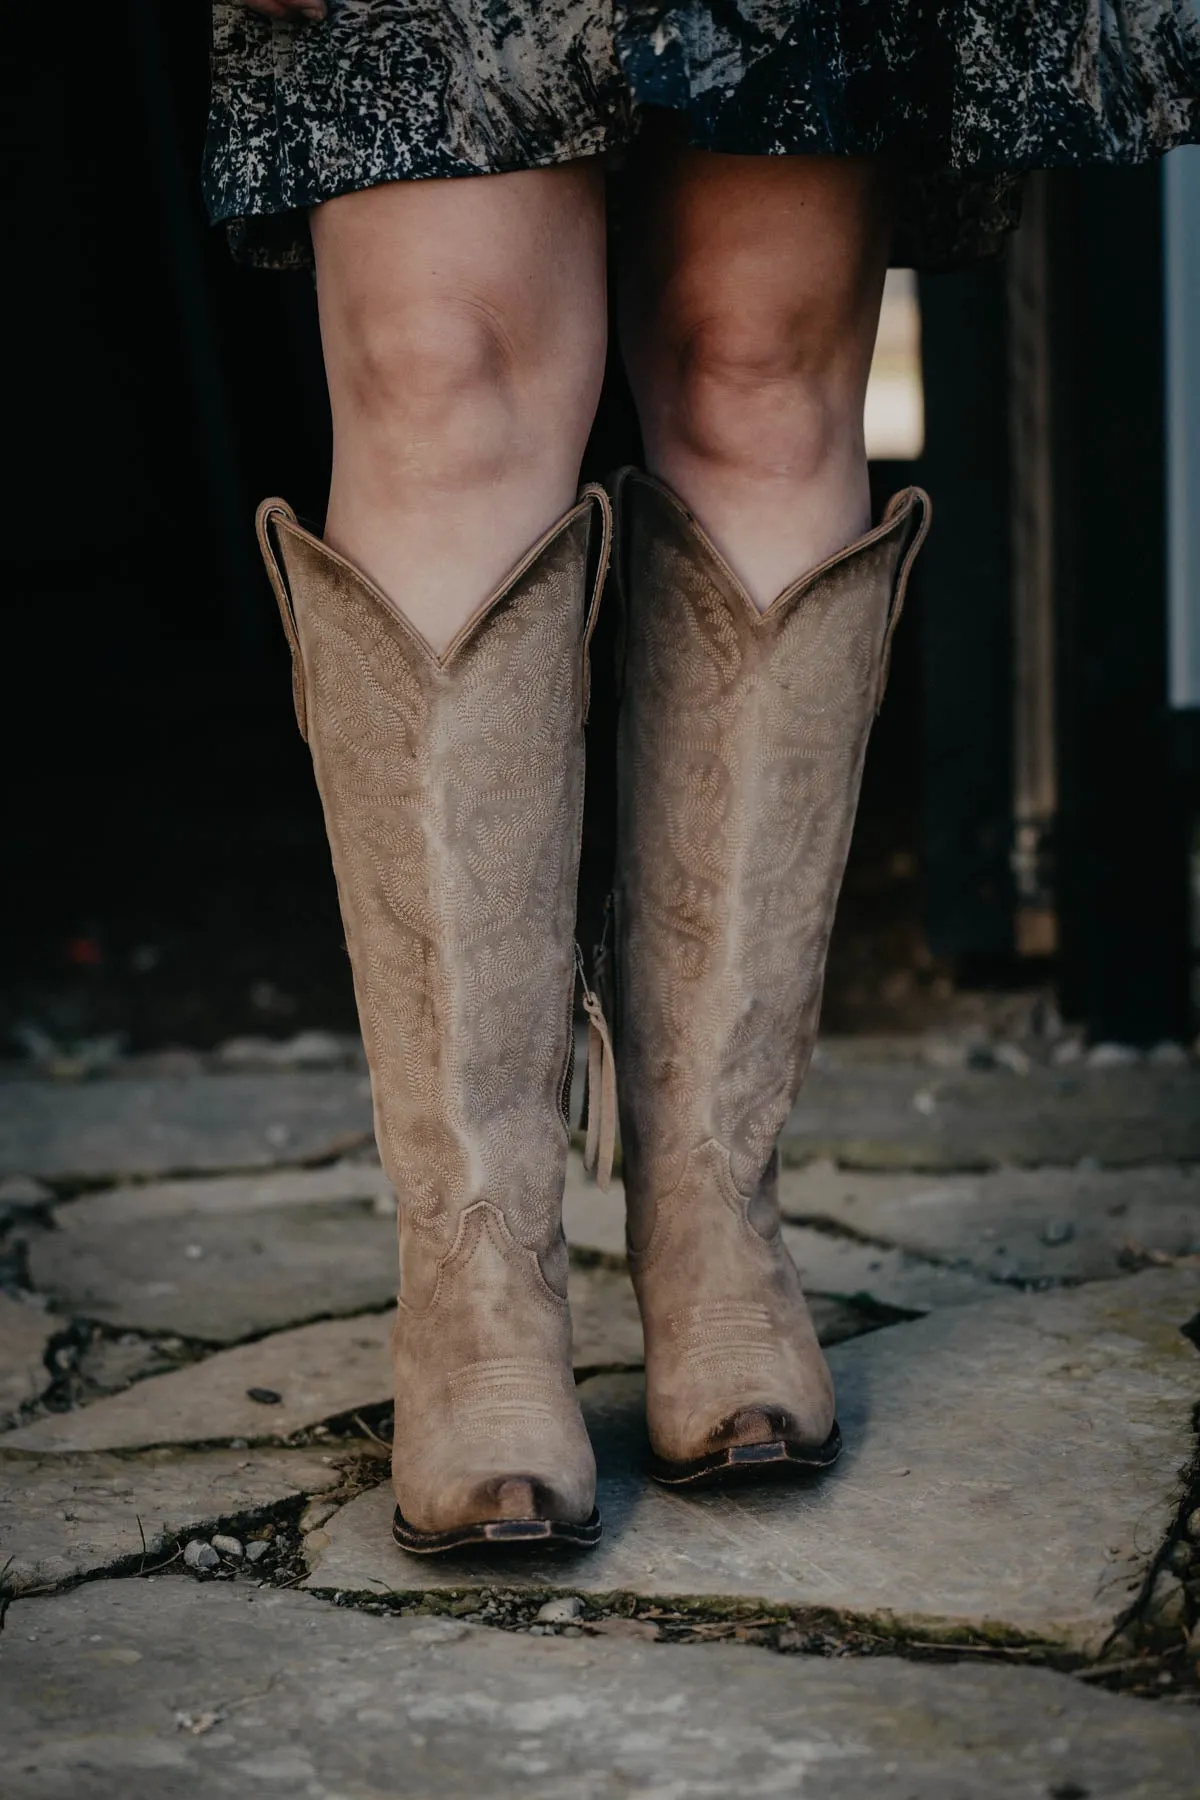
[
  {"xmin": 628, "ymin": 1137, "xmax": 781, "ymax": 1278},
  {"xmin": 398, "ymin": 1199, "xmax": 571, "ymax": 1320}
]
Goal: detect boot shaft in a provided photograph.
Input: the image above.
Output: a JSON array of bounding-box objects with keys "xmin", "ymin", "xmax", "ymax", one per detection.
[
  {"xmin": 257, "ymin": 492, "xmax": 612, "ymax": 1275},
  {"xmin": 613, "ymin": 471, "xmax": 930, "ymax": 1215}
]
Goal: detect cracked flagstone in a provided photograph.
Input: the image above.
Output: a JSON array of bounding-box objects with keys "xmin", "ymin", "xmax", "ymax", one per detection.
[
  {"xmin": 0, "ymin": 1072, "xmax": 374, "ymax": 1181},
  {"xmin": 48, "ymin": 1159, "xmax": 394, "ymax": 1228},
  {"xmin": 3, "ymin": 1581, "xmax": 1198, "ymax": 1799},
  {"xmin": 304, "ymin": 1267, "xmax": 1200, "ymax": 1653},
  {"xmin": 26, "ymin": 1198, "xmax": 401, "ymax": 1342},
  {"xmin": 0, "ymin": 1295, "xmax": 54, "ymax": 1418},
  {"xmin": 782, "ymin": 1061, "xmax": 1200, "ymax": 1168},
  {"xmin": 5, "ymin": 1313, "xmax": 396, "ymax": 1452},
  {"xmin": 778, "ymin": 1159, "xmax": 1200, "ymax": 1285},
  {"xmin": 0, "ymin": 1449, "xmax": 341, "ymax": 1595}
]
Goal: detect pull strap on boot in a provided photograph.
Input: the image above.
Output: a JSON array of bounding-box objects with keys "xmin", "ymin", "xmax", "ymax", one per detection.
[
  {"xmin": 612, "ymin": 469, "xmax": 930, "ymax": 1485},
  {"xmin": 258, "ymin": 488, "xmax": 612, "ymax": 1549}
]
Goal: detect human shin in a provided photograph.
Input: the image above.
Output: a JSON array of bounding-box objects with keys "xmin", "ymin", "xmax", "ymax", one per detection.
[
  {"xmin": 611, "ymin": 469, "xmax": 930, "ymax": 1486},
  {"xmin": 257, "ymin": 486, "xmax": 612, "ymax": 1550}
]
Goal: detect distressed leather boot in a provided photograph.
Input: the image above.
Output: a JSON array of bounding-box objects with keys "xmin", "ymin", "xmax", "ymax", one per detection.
[
  {"xmin": 257, "ymin": 488, "xmax": 612, "ymax": 1550},
  {"xmin": 612, "ymin": 470, "xmax": 930, "ymax": 1486}
]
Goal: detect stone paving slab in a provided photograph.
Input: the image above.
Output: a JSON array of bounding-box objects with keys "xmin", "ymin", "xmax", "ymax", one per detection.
[
  {"xmin": 305, "ymin": 1268, "xmax": 1200, "ymax": 1653},
  {"xmin": 27, "ymin": 1199, "xmax": 401, "ymax": 1343},
  {"xmin": 781, "ymin": 1226, "xmax": 993, "ymax": 1311},
  {"xmin": 0, "ymin": 1295, "xmax": 54, "ymax": 1417},
  {"xmin": 5, "ymin": 1314, "xmax": 396, "ymax": 1452},
  {"xmin": 4, "ymin": 1581, "xmax": 1198, "ymax": 1800},
  {"xmin": 783, "ymin": 1062, "xmax": 1200, "ymax": 1168},
  {"xmin": 564, "ymin": 1159, "xmax": 990, "ymax": 1314},
  {"xmin": 77, "ymin": 1332, "xmax": 177, "ymax": 1397},
  {"xmin": 0, "ymin": 1449, "xmax": 340, "ymax": 1595},
  {"xmin": 779, "ymin": 1159, "xmax": 1200, "ymax": 1285},
  {"xmin": 0, "ymin": 1072, "xmax": 374, "ymax": 1181},
  {"xmin": 50, "ymin": 1159, "xmax": 393, "ymax": 1228}
]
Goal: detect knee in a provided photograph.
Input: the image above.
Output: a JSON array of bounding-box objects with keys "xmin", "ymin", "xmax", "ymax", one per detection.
[
  {"xmin": 655, "ymin": 302, "xmax": 857, "ymax": 482},
  {"xmin": 340, "ymin": 297, "xmax": 517, "ymax": 445}
]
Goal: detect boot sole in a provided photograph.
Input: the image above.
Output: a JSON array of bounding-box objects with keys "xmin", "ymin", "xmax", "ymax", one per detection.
[
  {"xmin": 648, "ymin": 1422, "xmax": 843, "ymax": 1490},
  {"xmin": 392, "ymin": 1506, "xmax": 602, "ymax": 1555}
]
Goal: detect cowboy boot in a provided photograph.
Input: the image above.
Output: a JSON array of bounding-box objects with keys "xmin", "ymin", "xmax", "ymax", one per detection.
[
  {"xmin": 612, "ymin": 470, "xmax": 930, "ymax": 1486},
  {"xmin": 257, "ymin": 488, "xmax": 613, "ymax": 1550}
]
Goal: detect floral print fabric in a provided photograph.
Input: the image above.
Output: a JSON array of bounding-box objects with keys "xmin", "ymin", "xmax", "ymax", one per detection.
[{"xmin": 204, "ymin": 0, "xmax": 1200, "ymax": 268}]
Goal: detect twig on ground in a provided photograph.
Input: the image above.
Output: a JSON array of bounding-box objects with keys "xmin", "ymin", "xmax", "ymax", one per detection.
[
  {"xmin": 1077, "ymin": 1656, "xmax": 1162, "ymax": 1682},
  {"xmin": 352, "ymin": 1412, "xmax": 390, "ymax": 1449},
  {"xmin": 138, "ymin": 1544, "xmax": 183, "ymax": 1577}
]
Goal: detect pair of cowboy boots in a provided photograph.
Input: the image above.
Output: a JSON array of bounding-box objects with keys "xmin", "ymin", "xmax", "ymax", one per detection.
[{"xmin": 257, "ymin": 469, "xmax": 929, "ymax": 1551}]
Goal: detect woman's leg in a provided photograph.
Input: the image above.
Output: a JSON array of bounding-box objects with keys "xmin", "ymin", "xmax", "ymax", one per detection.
[
  {"xmin": 261, "ymin": 167, "xmax": 614, "ymax": 1548},
  {"xmin": 312, "ymin": 162, "xmax": 607, "ymax": 651},
  {"xmin": 612, "ymin": 132, "xmax": 929, "ymax": 1483},
  {"xmin": 619, "ymin": 120, "xmax": 892, "ymax": 604}
]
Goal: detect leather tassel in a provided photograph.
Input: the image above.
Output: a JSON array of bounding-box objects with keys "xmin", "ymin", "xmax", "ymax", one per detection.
[{"xmin": 576, "ymin": 947, "xmax": 616, "ymax": 1191}]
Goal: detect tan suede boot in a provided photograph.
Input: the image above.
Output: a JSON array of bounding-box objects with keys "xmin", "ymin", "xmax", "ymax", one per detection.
[
  {"xmin": 612, "ymin": 469, "xmax": 930, "ymax": 1487},
  {"xmin": 257, "ymin": 489, "xmax": 612, "ymax": 1551}
]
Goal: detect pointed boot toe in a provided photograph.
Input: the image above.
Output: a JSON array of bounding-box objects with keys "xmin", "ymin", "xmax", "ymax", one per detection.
[
  {"xmin": 648, "ymin": 1402, "xmax": 842, "ymax": 1489},
  {"xmin": 392, "ymin": 1445, "xmax": 603, "ymax": 1554}
]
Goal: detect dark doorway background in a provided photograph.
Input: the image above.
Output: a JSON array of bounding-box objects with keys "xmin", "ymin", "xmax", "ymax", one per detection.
[{"xmin": 4, "ymin": 8, "xmax": 1188, "ymax": 1057}]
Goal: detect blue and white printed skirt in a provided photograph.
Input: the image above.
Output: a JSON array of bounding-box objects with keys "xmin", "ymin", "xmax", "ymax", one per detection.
[{"xmin": 204, "ymin": 0, "xmax": 1200, "ymax": 269}]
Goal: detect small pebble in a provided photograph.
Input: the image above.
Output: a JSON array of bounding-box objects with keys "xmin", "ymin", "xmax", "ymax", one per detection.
[
  {"xmin": 183, "ymin": 1540, "xmax": 220, "ymax": 1573},
  {"xmin": 1144, "ymin": 1570, "xmax": 1188, "ymax": 1632},
  {"xmin": 1185, "ymin": 1508, "xmax": 1200, "ymax": 1542},
  {"xmin": 535, "ymin": 1595, "xmax": 584, "ymax": 1624},
  {"xmin": 280, "ymin": 1029, "xmax": 348, "ymax": 1067},
  {"xmin": 0, "ymin": 1174, "xmax": 54, "ymax": 1209},
  {"xmin": 229, "ymin": 1439, "xmax": 249, "ymax": 1450},
  {"xmin": 1040, "ymin": 1220, "xmax": 1076, "ymax": 1247},
  {"xmin": 993, "ymin": 1042, "xmax": 1031, "ymax": 1076},
  {"xmin": 211, "ymin": 1534, "xmax": 244, "ymax": 1559},
  {"xmin": 1086, "ymin": 1041, "xmax": 1139, "ymax": 1069},
  {"xmin": 246, "ymin": 1540, "xmax": 271, "ymax": 1564},
  {"xmin": 246, "ymin": 1387, "xmax": 282, "ymax": 1405},
  {"xmin": 299, "ymin": 1498, "xmax": 339, "ymax": 1534},
  {"xmin": 1148, "ymin": 1040, "xmax": 1188, "ymax": 1067}
]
